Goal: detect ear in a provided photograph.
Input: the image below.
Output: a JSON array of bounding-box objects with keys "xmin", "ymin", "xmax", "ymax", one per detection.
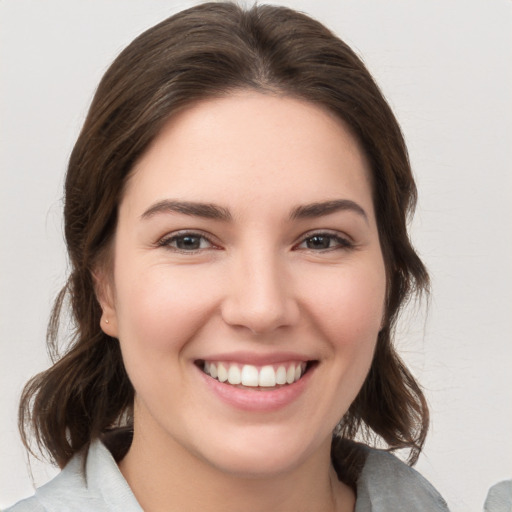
[{"xmin": 92, "ymin": 268, "xmax": 119, "ymax": 338}]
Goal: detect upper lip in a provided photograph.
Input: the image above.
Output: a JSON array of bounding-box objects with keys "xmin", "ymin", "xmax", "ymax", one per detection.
[{"xmin": 196, "ymin": 351, "xmax": 316, "ymax": 366}]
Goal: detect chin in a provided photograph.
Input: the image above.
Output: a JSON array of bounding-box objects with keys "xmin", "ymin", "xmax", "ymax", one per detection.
[
  {"xmin": 206, "ymin": 449, "xmax": 306, "ymax": 479},
  {"xmin": 191, "ymin": 424, "xmax": 331, "ymax": 479}
]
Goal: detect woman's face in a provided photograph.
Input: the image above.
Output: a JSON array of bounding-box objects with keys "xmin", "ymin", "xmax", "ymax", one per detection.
[{"xmin": 101, "ymin": 91, "xmax": 386, "ymax": 476}]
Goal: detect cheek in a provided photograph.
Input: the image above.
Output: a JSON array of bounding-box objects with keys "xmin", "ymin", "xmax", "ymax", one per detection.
[
  {"xmin": 113, "ymin": 264, "xmax": 219, "ymax": 355},
  {"xmin": 293, "ymin": 261, "xmax": 386, "ymax": 429},
  {"xmin": 111, "ymin": 265, "xmax": 222, "ymax": 411},
  {"xmin": 304, "ymin": 261, "xmax": 386, "ymax": 346}
]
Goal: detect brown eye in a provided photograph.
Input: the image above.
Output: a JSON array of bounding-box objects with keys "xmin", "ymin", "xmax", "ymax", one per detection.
[
  {"xmin": 174, "ymin": 235, "xmax": 203, "ymax": 250},
  {"xmin": 297, "ymin": 233, "xmax": 353, "ymax": 251},
  {"xmin": 305, "ymin": 235, "xmax": 332, "ymax": 250},
  {"xmin": 158, "ymin": 232, "xmax": 214, "ymax": 252}
]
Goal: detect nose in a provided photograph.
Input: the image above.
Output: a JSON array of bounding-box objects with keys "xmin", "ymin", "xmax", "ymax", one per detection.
[{"xmin": 220, "ymin": 250, "xmax": 300, "ymax": 335}]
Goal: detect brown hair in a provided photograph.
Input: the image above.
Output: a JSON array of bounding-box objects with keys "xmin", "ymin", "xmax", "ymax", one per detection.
[{"xmin": 19, "ymin": 1, "xmax": 429, "ymax": 484}]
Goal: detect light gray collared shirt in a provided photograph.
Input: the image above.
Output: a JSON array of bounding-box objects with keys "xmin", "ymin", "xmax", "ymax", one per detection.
[{"xmin": 6, "ymin": 440, "xmax": 449, "ymax": 511}]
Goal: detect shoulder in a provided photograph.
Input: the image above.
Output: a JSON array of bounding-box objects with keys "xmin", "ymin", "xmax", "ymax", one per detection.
[
  {"xmin": 3, "ymin": 496, "xmax": 45, "ymax": 512},
  {"xmin": 4, "ymin": 455, "xmax": 95, "ymax": 512},
  {"xmin": 356, "ymin": 446, "xmax": 450, "ymax": 512},
  {"xmin": 4, "ymin": 440, "xmax": 141, "ymax": 512}
]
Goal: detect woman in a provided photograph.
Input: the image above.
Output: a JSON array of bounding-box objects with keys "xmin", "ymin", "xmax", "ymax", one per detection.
[{"xmin": 7, "ymin": 2, "xmax": 449, "ymax": 511}]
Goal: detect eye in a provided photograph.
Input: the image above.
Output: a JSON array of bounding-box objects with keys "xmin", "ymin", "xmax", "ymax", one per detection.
[
  {"xmin": 157, "ymin": 231, "xmax": 216, "ymax": 252},
  {"xmin": 296, "ymin": 232, "xmax": 353, "ymax": 251}
]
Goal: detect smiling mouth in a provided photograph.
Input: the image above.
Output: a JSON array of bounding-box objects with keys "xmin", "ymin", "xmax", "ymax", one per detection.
[{"xmin": 197, "ymin": 360, "xmax": 315, "ymax": 389}]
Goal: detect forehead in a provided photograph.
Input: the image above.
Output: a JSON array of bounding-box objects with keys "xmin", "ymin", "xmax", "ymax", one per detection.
[{"xmin": 123, "ymin": 91, "xmax": 374, "ymax": 219}]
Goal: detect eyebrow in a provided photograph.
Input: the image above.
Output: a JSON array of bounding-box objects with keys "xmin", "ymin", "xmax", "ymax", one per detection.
[
  {"xmin": 140, "ymin": 198, "xmax": 368, "ymax": 224},
  {"xmin": 290, "ymin": 199, "xmax": 368, "ymax": 223},
  {"xmin": 141, "ymin": 200, "xmax": 232, "ymax": 221}
]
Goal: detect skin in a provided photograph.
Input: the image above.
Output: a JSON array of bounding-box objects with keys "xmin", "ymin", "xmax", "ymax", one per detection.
[{"xmin": 99, "ymin": 91, "xmax": 387, "ymax": 512}]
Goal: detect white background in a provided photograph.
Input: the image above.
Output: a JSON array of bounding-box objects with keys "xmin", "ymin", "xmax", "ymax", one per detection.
[{"xmin": 1, "ymin": 1, "xmax": 511, "ymax": 510}]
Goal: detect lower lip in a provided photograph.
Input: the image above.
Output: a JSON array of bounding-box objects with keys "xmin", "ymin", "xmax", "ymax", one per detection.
[{"xmin": 197, "ymin": 364, "xmax": 314, "ymax": 412}]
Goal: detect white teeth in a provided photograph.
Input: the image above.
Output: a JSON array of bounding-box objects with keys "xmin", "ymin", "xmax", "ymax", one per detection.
[
  {"xmin": 227, "ymin": 365, "xmax": 241, "ymax": 385},
  {"xmin": 286, "ymin": 365, "xmax": 295, "ymax": 384},
  {"xmin": 217, "ymin": 363, "xmax": 228, "ymax": 382},
  {"xmin": 203, "ymin": 361, "xmax": 308, "ymax": 388},
  {"xmin": 259, "ymin": 365, "xmax": 276, "ymax": 387},
  {"xmin": 241, "ymin": 365, "xmax": 259, "ymax": 386},
  {"xmin": 276, "ymin": 365, "xmax": 287, "ymax": 385}
]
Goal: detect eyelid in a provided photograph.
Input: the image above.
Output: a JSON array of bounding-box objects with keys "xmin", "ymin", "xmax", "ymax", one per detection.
[
  {"xmin": 294, "ymin": 229, "xmax": 355, "ymax": 250},
  {"xmin": 156, "ymin": 229, "xmax": 221, "ymax": 252}
]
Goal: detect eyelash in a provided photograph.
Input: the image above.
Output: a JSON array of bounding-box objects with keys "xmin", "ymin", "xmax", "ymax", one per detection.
[
  {"xmin": 156, "ymin": 231, "xmax": 217, "ymax": 253},
  {"xmin": 295, "ymin": 232, "xmax": 354, "ymax": 252},
  {"xmin": 156, "ymin": 230, "xmax": 354, "ymax": 253}
]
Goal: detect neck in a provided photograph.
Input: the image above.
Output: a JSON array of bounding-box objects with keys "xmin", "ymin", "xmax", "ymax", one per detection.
[{"xmin": 119, "ymin": 425, "xmax": 355, "ymax": 512}]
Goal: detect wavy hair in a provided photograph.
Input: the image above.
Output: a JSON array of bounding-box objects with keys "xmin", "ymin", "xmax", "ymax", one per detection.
[{"xmin": 19, "ymin": 2, "xmax": 429, "ymax": 486}]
